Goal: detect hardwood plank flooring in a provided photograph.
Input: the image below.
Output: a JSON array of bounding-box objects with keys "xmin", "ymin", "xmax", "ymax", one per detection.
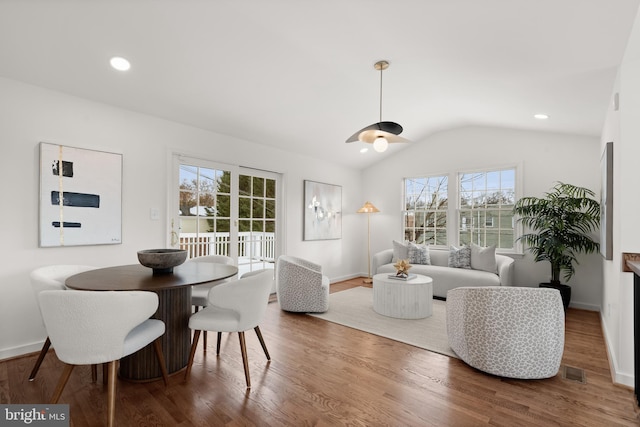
[{"xmin": 2, "ymin": 277, "xmax": 639, "ymax": 426}]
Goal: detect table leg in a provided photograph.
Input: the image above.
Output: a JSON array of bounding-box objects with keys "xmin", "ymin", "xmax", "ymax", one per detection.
[{"xmin": 119, "ymin": 286, "xmax": 192, "ymax": 381}]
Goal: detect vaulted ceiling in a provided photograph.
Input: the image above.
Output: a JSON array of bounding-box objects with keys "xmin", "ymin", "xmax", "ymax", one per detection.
[{"xmin": 1, "ymin": 1, "xmax": 638, "ymax": 169}]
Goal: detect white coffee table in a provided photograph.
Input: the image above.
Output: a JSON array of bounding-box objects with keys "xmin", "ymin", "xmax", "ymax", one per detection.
[{"xmin": 372, "ymin": 273, "xmax": 433, "ymax": 319}]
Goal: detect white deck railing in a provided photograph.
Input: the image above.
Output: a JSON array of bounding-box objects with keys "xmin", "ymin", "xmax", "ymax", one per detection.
[{"xmin": 179, "ymin": 232, "xmax": 276, "ymax": 261}]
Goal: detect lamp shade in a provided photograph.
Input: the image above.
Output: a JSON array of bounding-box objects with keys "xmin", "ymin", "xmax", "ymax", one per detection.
[{"xmin": 357, "ymin": 201, "xmax": 380, "ymax": 213}]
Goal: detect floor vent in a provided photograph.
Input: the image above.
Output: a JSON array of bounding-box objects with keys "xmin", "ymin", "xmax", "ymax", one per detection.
[{"xmin": 561, "ymin": 365, "xmax": 586, "ymax": 384}]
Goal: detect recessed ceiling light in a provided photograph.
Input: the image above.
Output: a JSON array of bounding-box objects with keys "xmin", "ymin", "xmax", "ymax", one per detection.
[
  {"xmin": 534, "ymin": 113, "xmax": 549, "ymax": 120},
  {"xmin": 360, "ymin": 147, "xmax": 369, "ymax": 153},
  {"xmin": 110, "ymin": 56, "xmax": 131, "ymax": 71}
]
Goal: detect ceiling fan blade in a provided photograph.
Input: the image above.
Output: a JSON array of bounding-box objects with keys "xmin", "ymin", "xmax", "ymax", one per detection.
[{"xmin": 345, "ymin": 121, "xmax": 404, "ymax": 143}]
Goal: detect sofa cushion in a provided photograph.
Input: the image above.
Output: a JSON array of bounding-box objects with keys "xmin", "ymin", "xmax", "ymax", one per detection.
[
  {"xmin": 392, "ymin": 240, "xmax": 409, "ymax": 262},
  {"xmin": 408, "ymin": 242, "xmax": 430, "ymax": 265},
  {"xmin": 448, "ymin": 245, "xmax": 471, "ymax": 269},
  {"xmin": 470, "ymin": 243, "xmax": 497, "ymax": 273}
]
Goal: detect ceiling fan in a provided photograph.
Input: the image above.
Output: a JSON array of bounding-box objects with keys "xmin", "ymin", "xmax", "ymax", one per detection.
[{"xmin": 346, "ymin": 60, "xmax": 409, "ymax": 152}]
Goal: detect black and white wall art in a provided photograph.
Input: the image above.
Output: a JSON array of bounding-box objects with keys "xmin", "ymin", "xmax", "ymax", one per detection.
[
  {"xmin": 39, "ymin": 142, "xmax": 122, "ymax": 247},
  {"xmin": 303, "ymin": 180, "xmax": 342, "ymax": 241}
]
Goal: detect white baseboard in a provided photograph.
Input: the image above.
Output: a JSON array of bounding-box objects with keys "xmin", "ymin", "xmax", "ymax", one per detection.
[
  {"xmin": 600, "ymin": 311, "xmax": 635, "ymax": 388},
  {"xmin": 0, "ymin": 340, "xmax": 44, "ymax": 362}
]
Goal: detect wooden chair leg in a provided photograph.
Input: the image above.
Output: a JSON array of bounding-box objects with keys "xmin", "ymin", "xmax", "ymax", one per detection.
[
  {"xmin": 216, "ymin": 332, "xmax": 222, "ymax": 355},
  {"xmin": 153, "ymin": 338, "xmax": 170, "ymax": 386},
  {"xmin": 184, "ymin": 330, "xmax": 201, "ymax": 381},
  {"xmin": 238, "ymin": 331, "xmax": 251, "ymax": 388},
  {"xmin": 203, "ymin": 331, "xmax": 208, "ymax": 352},
  {"xmin": 254, "ymin": 326, "xmax": 271, "ymax": 360},
  {"xmin": 91, "ymin": 364, "xmax": 98, "ymax": 383},
  {"xmin": 103, "ymin": 364, "xmax": 108, "ymax": 386},
  {"xmin": 28, "ymin": 337, "xmax": 51, "ymax": 381},
  {"xmin": 106, "ymin": 360, "xmax": 118, "ymax": 427},
  {"xmin": 50, "ymin": 364, "xmax": 74, "ymax": 403}
]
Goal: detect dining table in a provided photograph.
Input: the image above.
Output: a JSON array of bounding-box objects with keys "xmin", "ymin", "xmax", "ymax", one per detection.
[{"xmin": 66, "ymin": 261, "xmax": 238, "ymax": 381}]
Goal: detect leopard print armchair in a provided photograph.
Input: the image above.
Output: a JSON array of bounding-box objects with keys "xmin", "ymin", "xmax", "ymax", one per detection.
[{"xmin": 446, "ymin": 286, "xmax": 565, "ymax": 379}]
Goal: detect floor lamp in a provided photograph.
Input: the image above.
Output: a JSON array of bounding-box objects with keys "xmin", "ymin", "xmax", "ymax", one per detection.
[{"xmin": 357, "ymin": 201, "xmax": 380, "ymax": 284}]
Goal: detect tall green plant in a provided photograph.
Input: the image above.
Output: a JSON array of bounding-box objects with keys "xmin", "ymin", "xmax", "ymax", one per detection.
[{"xmin": 513, "ymin": 182, "xmax": 600, "ymax": 284}]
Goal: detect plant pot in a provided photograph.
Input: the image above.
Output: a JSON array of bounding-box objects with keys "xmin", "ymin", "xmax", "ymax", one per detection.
[{"xmin": 539, "ymin": 282, "xmax": 571, "ymax": 312}]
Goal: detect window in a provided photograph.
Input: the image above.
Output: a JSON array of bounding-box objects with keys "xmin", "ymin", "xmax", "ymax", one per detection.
[
  {"xmin": 403, "ymin": 175, "xmax": 448, "ymax": 245},
  {"xmin": 458, "ymin": 168, "xmax": 515, "ymax": 250},
  {"xmin": 402, "ymin": 167, "xmax": 517, "ymax": 251}
]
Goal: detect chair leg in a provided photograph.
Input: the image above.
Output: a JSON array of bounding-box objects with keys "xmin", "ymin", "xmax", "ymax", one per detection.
[
  {"xmin": 106, "ymin": 360, "xmax": 118, "ymax": 427},
  {"xmin": 28, "ymin": 337, "xmax": 51, "ymax": 381},
  {"xmin": 216, "ymin": 332, "xmax": 222, "ymax": 355},
  {"xmin": 184, "ymin": 330, "xmax": 201, "ymax": 381},
  {"xmin": 103, "ymin": 364, "xmax": 108, "ymax": 386},
  {"xmin": 50, "ymin": 364, "xmax": 74, "ymax": 403},
  {"xmin": 254, "ymin": 326, "xmax": 271, "ymax": 360},
  {"xmin": 91, "ymin": 364, "xmax": 98, "ymax": 383},
  {"xmin": 238, "ymin": 331, "xmax": 251, "ymax": 388},
  {"xmin": 203, "ymin": 331, "xmax": 208, "ymax": 352},
  {"xmin": 153, "ymin": 338, "xmax": 170, "ymax": 386}
]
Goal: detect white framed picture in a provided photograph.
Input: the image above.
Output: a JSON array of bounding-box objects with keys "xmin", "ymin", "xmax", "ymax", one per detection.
[{"xmin": 39, "ymin": 142, "xmax": 122, "ymax": 247}]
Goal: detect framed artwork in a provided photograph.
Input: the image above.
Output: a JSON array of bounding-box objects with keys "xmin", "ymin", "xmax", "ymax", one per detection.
[
  {"xmin": 303, "ymin": 180, "xmax": 342, "ymax": 240},
  {"xmin": 600, "ymin": 142, "xmax": 613, "ymax": 260},
  {"xmin": 39, "ymin": 142, "xmax": 123, "ymax": 247}
]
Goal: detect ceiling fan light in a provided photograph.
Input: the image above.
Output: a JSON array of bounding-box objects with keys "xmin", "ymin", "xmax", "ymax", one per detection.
[{"xmin": 373, "ymin": 137, "xmax": 389, "ymax": 152}]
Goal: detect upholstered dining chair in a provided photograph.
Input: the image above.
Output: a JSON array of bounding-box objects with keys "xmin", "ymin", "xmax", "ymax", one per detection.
[
  {"xmin": 276, "ymin": 255, "xmax": 329, "ymax": 313},
  {"xmin": 28, "ymin": 264, "xmax": 97, "ymax": 381},
  {"xmin": 189, "ymin": 255, "xmax": 236, "ymax": 350},
  {"xmin": 189, "ymin": 255, "xmax": 236, "ymax": 308},
  {"xmin": 184, "ymin": 270, "xmax": 273, "ymax": 389},
  {"xmin": 38, "ymin": 290, "xmax": 169, "ymax": 427}
]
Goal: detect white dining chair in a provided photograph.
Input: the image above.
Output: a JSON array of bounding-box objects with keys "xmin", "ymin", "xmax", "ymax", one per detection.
[
  {"xmin": 189, "ymin": 255, "xmax": 236, "ymax": 350},
  {"xmin": 38, "ymin": 290, "xmax": 169, "ymax": 427},
  {"xmin": 184, "ymin": 270, "xmax": 273, "ymax": 389},
  {"xmin": 28, "ymin": 264, "xmax": 97, "ymax": 381}
]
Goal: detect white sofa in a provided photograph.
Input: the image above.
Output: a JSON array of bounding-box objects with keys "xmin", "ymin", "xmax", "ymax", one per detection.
[{"xmin": 372, "ymin": 247, "xmax": 514, "ymax": 299}]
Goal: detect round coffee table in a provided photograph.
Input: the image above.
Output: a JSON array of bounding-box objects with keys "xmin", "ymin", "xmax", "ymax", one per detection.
[{"xmin": 372, "ymin": 273, "xmax": 433, "ymax": 319}]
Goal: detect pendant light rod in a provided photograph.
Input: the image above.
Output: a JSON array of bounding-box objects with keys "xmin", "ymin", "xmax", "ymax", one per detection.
[{"xmin": 374, "ymin": 60, "xmax": 389, "ymax": 123}]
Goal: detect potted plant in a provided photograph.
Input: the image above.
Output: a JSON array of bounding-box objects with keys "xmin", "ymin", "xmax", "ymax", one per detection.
[{"xmin": 513, "ymin": 182, "xmax": 600, "ymax": 310}]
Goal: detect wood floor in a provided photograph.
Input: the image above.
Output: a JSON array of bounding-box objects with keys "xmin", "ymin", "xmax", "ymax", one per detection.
[{"xmin": 2, "ymin": 278, "xmax": 639, "ymax": 426}]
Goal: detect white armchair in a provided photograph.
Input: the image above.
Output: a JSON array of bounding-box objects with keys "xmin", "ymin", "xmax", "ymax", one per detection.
[
  {"xmin": 447, "ymin": 286, "xmax": 565, "ymax": 379},
  {"xmin": 276, "ymin": 255, "xmax": 329, "ymax": 313},
  {"xmin": 38, "ymin": 290, "xmax": 169, "ymax": 427}
]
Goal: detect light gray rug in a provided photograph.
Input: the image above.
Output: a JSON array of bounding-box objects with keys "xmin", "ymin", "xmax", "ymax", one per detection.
[{"xmin": 309, "ymin": 286, "xmax": 457, "ymax": 358}]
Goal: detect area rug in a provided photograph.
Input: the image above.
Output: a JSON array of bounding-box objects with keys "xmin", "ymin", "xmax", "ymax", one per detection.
[{"xmin": 308, "ymin": 286, "xmax": 457, "ymax": 358}]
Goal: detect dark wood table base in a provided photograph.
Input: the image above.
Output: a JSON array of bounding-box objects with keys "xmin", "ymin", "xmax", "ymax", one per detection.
[{"xmin": 119, "ymin": 286, "xmax": 192, "ymax": 381}]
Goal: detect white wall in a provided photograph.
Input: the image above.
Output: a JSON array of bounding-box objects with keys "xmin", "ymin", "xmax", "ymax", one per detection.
[
  {"xmin": 0, "ymin": 77, "xmax": 364, "ymax": 359},
  {"xmin": 600, "ymin": 7, "xmax": 640, "ymax": 388},
  {"xmin": 362, "ymin": 126, "xmax": 603, "ymax": 310}
]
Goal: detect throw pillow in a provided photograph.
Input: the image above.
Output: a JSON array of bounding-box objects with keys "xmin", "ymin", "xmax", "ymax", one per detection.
[
  {"xmin": 448, "ymin": 245, "xmax": 471, "ymax": 269},
  {"xmin": 470, "ymin": 242, "xmax": 497, "ymax": 273},
  {"xmin": 408, "ymin": 242, "xmax": 431, "ymax": 265},
  {"xmin": 392, "ymin": 240, "xmax": 409, "ymax": 262}
]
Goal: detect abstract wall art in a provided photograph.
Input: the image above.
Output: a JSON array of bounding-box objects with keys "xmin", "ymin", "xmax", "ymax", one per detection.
[
  {"xmin": 39, "ymin": 142, "xmax": 122, "ymax": 247},
  {"xmin": 303, "ymin": 180, "xmax": 342, "ymax": 241}
]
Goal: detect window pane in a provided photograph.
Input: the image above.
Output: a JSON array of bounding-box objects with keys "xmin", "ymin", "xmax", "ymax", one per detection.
[
  {"xmin": 239, "ymin": 197, "xmax": 250, "ymax": 219},
  {"xmin": 252, "ymin": 199, "xmax": 264, "ymax": 219},
  {"xmin": 239, "ymin": 175, "xmax": 251, "ymax": 197},
  {"xmin": 199, "ymin": 194, "xmax": 215, "ymax": 216},
  {"xmin": 252, "ymin": 177, "xmax": 264, "ymax": 197},
  {"xmin": 218, "ymin": 170, "xmax": 231, "ymax": 193},
  {"xmin": 266, "ymin": 179, "xmax": 276, "ymax": 198},
  {"xmin": 179, "ymin": 191, "xmax": 196, "ymax": 216},
  {"xmin": 199, "ymin": 167, "xmax": 216, "ymax": 192},
  {"xmin": 265, "ymin": 199, "xmax": 276, "ymax": 219},
  {"xmin": 217, "ymin": 194, "xmax": 230, "ymax": 218}
]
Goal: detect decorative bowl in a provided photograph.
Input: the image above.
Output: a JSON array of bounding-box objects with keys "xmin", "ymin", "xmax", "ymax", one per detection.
[{"xmin": 137, "ymin": 249, "xmax": 188, "ymax": 274}]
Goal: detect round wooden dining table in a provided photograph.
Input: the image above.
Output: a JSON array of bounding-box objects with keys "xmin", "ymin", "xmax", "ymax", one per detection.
[{"xmin": 66, "ymin": 262, "xmax": 238, "ymax": 381}]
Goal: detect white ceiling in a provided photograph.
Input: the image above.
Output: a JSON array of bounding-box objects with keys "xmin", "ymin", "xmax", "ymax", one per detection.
[{"xmin": 1, "ymin": 1, "xmax": 638, "ymax": 169}]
